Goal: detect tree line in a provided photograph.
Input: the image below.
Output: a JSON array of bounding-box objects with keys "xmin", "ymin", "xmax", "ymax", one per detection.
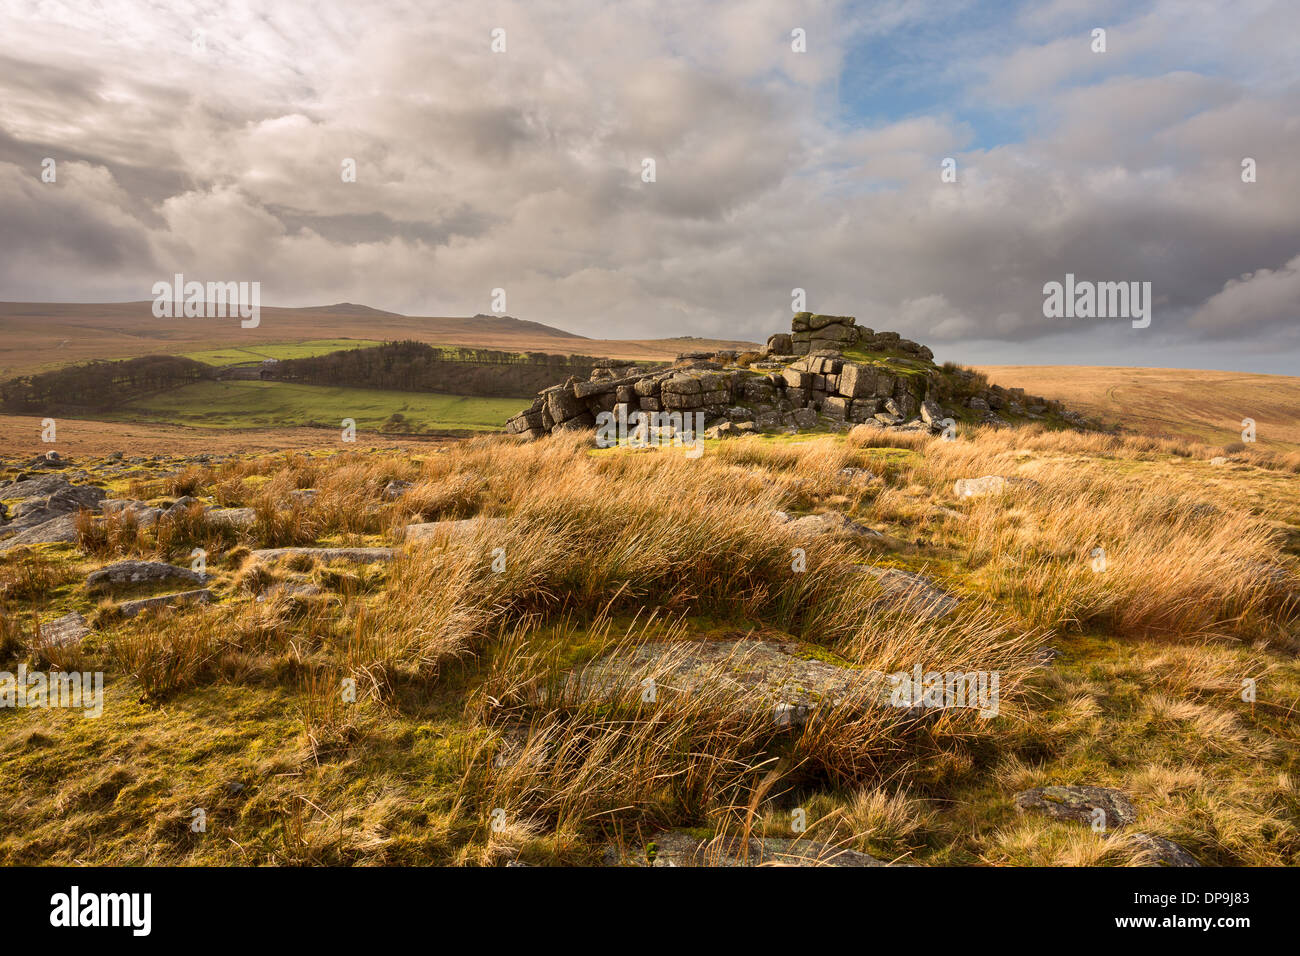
[
  {"xmin": 0, "ymin": 355, "xmax": 213, "ymax": 412},
  {"xmin": 269, "ymin": 341, "xmax": 600, "ymax": 397}
]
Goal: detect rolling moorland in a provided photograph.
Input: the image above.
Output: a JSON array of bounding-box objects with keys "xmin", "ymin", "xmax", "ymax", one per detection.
[{"xmin": 0, "ymin": 304, "xmax": 1297, "ymax": 866}]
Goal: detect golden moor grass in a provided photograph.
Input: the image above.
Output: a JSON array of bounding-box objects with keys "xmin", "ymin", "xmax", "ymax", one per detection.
[{"xmin": 7, "ymin": 420, "xmax": 1296, "ymax": 865}]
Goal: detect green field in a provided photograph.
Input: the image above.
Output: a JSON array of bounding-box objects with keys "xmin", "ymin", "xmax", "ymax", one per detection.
[
  {"xmin": 181, "ymin": 339, "xmax": 386, "ymax": 366},
  {"xmin": 102, "ymin": 380, "xmax": 526, "ymax": 431}
]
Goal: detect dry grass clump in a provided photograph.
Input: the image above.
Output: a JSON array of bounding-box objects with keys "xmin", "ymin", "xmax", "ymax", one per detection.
[
  {"xmin": 878, "ymin": 428, "xmax": 1298, "ymax": 642},
  {"xmin": 0, "ymin": 549, "xmax": 73, "ymax": 604}
]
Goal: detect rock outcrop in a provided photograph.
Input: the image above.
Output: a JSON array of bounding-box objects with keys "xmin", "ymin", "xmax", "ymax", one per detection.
[{"xmin": 505, "ymin": 312, "xmax": 1068, "ymax": 441}]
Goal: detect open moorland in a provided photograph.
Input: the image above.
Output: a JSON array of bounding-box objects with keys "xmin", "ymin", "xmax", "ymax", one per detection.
[
  {"xmin": 979, "ymin": 366, "xmax": 1300, "ymax": 452},
  {"xmin": 1, "ymin": 308, "xmax": 1297, "ymax": 866},
  {"xmin": 1, "ymin": 423, "xmax": 1297, "ymax": 866}
]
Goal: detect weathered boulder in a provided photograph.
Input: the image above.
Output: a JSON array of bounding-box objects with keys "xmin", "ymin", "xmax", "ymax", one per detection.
[
  {"xmin": 773, "ymin": 510, "xmax": 882, "ymax": 540},
  {"xmin": 1, "ymin": 479, "xmax": 107, "ymax": 539},
  {"xmin": 1, "ymin": 474, "xmax": 76, "ymax": 500},
  {"xmin": 118, "ymin": 589, "xmax": 215, "ymax": 618},
  {"xmin": 1014, "ymin": 785, "xmax": 1137, "ymax": 830},
  {"xmin": 544, "ymin": 386, "xmax": 585, "ymax": 425},
  {"xmin": 405, "ymin": 516, "xmax": 506, "ymax": 544},
  {"xmin": 1128, "ymin": 832, "xmax": 1201, "ymax": 867},
  {"xmin": 87, "ymin": 560, "xmax": 206, "ymax": 590},
  {"xmin": 0, "ymin": 513, "xmax": 80, "ymax": 550},
  {"xmin": 564, "ymin": 639, "xmax": 895, "ymax": 725},
  {"xmin": 854, "ymin": 567, "xmax": 958, "ymax": 620},
  {"xmin": 39, "ymin": 611, "xmax": 91, "ymax": 648},
  {"xmin": 382, "ymin": 480, "xmax": 413, "ymax": 501},
  {"xmin": 205, "ymin": 507, "xmax": 257, "ymax": 529},
  {"xmin": 765, "ymin": 333, "xmax": 793, "ymax": 354}
]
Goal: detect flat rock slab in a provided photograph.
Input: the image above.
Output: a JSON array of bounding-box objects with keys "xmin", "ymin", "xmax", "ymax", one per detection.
[
  {"xmin": 854, "ymin": 566, "xmax": 959, "ymax": 620},
  {"xmin": 1128, "ymin": 832, "xmax": 1201, "ymax": 867},
  {"xmin": 38, "ymin": 611, "xmax": 91, "ymax": 648},
  {"xmin": 1014, "ymin": 785, "xmax": 1137, "ymax": 830},
  {"xmin": 405, "ymin": 517, "xmax": 506, "ymax": 543},
  {"xmin": 250, "ymin": 547, "xmax": 394, "ymax": 564},
  {"xmin": 1, "ymin": 474, "xmax": 76, "ymax": 500},
  {"xmin": 2, "ymin": 483, "xmax": 107, "ymax": 537},
  {"xmin": 205, "ymin": 507, "xmax": 256, "ymax": 529},
  {"xmin": 118, "ymin": 589, "xmax": 214, "ymax": 618},
  {"xmin": 0, "ymin": 513, "xmax": 79, "ymax": 550},
  {"xmin": 568, "ymin": 639, "xmax": 894, "ymax": 724},
  {"xmin": 87, "ymin": 560, "xmax": 206, "ymax": 590},
  {"xmin": 772, "ymin": 510, "xmax": 882, "ymax": 539},
  {"xmin": 616, "ymin": 831, "xmax": 889, "ymax": 867}
]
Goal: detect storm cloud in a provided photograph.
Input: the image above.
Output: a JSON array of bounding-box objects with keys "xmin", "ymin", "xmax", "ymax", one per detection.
[{"xmin": 0, "ymin": 0, "xmax": 1296, "ymax": 371}]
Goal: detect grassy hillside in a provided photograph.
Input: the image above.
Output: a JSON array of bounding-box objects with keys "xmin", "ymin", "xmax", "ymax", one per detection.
[
  {"xmin": 100, "ymin": 380, "xmax": 525, "ymax": 432},
  {"xmin": 979, "ymin": 365, "xmax": 1300, "ymax": 451},
  {"xmin": 182, "ymin": 339, "xmax": 386, "ymax": 366}
]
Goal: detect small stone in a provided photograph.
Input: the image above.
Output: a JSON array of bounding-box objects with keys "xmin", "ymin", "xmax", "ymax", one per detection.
[{"xmin": 1128, "ymin": 832, "xmax": 1201, "ymax": 867}]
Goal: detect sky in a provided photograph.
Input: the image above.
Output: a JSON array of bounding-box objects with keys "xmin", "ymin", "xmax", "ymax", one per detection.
[{"xmin": 1, "ymin": 0, "xmax": 1297, "ymax": 373}]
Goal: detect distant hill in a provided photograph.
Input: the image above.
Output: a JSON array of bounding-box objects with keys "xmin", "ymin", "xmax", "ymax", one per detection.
[
  {"xmin": 304, "ymin": 302, "xmax": 406, "ymax": 317},
  {"xmin": 0, "ymin": 301, "xmax": 757, "ymax": 376}
]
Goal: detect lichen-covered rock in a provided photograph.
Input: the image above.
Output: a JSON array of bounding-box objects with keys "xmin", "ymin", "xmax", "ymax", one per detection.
[
  {"xmin": 1127, "ymin": 832, "xmax": 1202, "ymax": 867},
  {"xmin": 87, "ymin": 560, "xmax": 206, "ymax": 590},
  {"xmin": 563, "ymin": 638, "xmax": 896, "ymax": 725},
  {"xmin": 39, "ymin": 611, "xmax": 91, "ymax": 648},
  {"xmin": 854, "ymin": 566, "xmax": 958, "ymax": 620},
  {"xmin": 206, "ymin": 507, "xmax": 257, "ymax": 529},
  {"xmin": 773, "ymin": 510, "xmax": 882, "ymax": 539},
  {"xmin": 117, "ymin": 589, "xmax": 215, "ymax": 618},
  {"xmin": 0, "ymin": 513, "xmax": 80, "ymax": 550},
  {"xmin": 1013, "ymin": 785, "xmax": 1137, "ymax": 830}
]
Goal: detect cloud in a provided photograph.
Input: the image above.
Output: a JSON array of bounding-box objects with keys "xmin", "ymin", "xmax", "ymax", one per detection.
[
  {"xmin": 1188, "ymin": 253, "xmax": 1300, "ymax": 336},
  {"xmin": 0, "ymin": 0, "xmax": 1296, "ymax": 372}
]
